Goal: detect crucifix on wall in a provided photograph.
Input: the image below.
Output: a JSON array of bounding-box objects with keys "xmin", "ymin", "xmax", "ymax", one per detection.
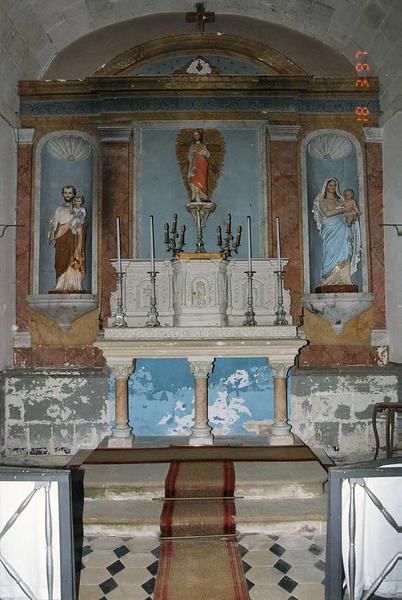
[{"xmin": 185, "ymin": 2, "xmax": 215, "ymax": 32}]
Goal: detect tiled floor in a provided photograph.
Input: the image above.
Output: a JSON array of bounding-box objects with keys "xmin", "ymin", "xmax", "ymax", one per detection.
[{"xmin": 77, "ymin": 532, "xmax": 326, "ymax": 600}]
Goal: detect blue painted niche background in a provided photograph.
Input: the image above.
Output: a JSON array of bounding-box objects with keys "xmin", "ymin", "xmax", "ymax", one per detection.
[
  {"xmin": 38, "ymin": 139, "xmax": 94, "ymax": 293},
  {"xmin": 307, "ymin": 143, "xmax": 363, "ymax": 292},
  {"xmin": 109, "ymin": 358, "xmax": 275, "ymax": 435},
  {"xmin": 139, "ymin": 127, "xmax": 260, "ymax": 260}
]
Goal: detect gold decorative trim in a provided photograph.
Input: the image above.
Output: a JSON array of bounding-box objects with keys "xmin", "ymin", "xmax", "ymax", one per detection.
[{"xmin": 94, "ymin": 33, "xmax": 307, "ymax": 77}]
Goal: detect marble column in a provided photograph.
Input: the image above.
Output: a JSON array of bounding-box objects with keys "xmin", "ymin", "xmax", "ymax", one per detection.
[
  {"xmin": 188, "ymin": 357, "xmax": 215, "ymax": 445},
  {"xmin": 108, "ymin": 360, "xmax": 135, "ymax": 447},
  {"xmin": 266, "ymin": 359, "xmax": 295, "ymax": 445}
]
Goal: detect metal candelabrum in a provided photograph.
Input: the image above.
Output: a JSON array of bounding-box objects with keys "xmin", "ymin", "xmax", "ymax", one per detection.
[
  {"xmin": 274, "ymin": 269, "xmax": 289, "ymax": 326},
  {"xmin": 164, "ymin": 214, "xmax": 186, "ymax": 257},
  {"xmin": 145, "ymin": 270, "xmax": 160, "ymax": 327},
  {"xmin": 217, "ymin": 213, "xmax": 242, "ymax": 258},
  {"xmin": 243, "ymin": 270, "xmax": 257, "ymax": 326},
  {"xmin": 113, "ymin": 270, "xmax": 127, "ymax": 328}
]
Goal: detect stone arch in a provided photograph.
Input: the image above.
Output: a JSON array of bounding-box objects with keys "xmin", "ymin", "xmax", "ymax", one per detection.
[{"xmin": 94, "ymin": 33, "xmax": 306, "ymax": 77}]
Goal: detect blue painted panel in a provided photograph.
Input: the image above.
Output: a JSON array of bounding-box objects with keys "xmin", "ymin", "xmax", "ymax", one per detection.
[
  {"xmin": 110, "ymin": 358, "xmax": 274, "ymax": 436},
  {"xmin": 128, "ymin": 55, "xmax": 266, "ymax": 76},
  {"xmin": 39, "ymin": 141, "xmax": 93, "ymax": 293},
  {"xmin": 139, "ymin": 128, "xmax": 260, "ymax": 260},
  {"xmin": 307, "ymin": 149, "xmax": 362, "ymax": 292}
]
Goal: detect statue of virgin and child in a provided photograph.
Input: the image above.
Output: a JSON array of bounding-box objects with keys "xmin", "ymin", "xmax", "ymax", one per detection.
[{"xmin": 313, "ymin": 177, "xmax": 362, "ymax": 287}]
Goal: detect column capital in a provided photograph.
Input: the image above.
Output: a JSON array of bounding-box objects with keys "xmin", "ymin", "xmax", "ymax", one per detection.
[
  {"xmin": 267, "ymin": 125, "xmax": 301, "ymax": 142},
  {"xmin": 98, "ymin": 126, "xmax": 133, "ymax": 142},
  {"xmin": 17, "ymin": 129, "xmax": 35, "ymax": 145},
  {"xmin": 109, "ymin": 360, "xmax": 136, "ymax": 379},
  {"xmin": 266, "ymin": 357, "xmax": 295, "ymax": 377},
  {"xmin": 188, "ymin": 357, "xmax": 215, "ymax": 379},
  {"xmin": 362, "ymin": 127, "xmax": 383, "ymax": 143}
]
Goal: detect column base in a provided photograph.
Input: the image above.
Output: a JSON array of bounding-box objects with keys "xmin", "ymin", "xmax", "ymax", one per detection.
[
  {"xmin": 106, "ymin": 434, "xmax": 136, "ymax": 448},
  {"xmin": 189, "ymin": 426, "xmax": 214, "ymax": 446},
  {"xmin": 268, "ymin": 424, "xmax": 295, "ymax": 446}
]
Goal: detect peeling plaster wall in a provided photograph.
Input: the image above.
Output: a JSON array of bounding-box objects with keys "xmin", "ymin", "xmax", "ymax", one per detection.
[
  {"xmin": 384, "ymin": 112, "xmax": 402, "ymax": 363},
  {"xmin": 290, "ymin": 369, "xmax": 398, "ymax": 458},
  {"xmin": 3, "ymin": 370, "xmax": 110, "ymax": 456},
  {"xmin": 0, "ymin": 119, "xmax": 17, "ymax": 370}
]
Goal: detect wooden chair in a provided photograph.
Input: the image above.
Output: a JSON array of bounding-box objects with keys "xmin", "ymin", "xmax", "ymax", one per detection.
[{"xmin": 372, "ymin": 402, "xmax": 402, "ymax": 459}]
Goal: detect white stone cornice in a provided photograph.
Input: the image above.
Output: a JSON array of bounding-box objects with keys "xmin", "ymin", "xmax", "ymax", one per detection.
[
  {"xmin": 267, "ymin": 125, "xmax": 301, "ymax": 142},
  {"xmin": 362, "ymin": 127, "xmax": 383, "ymax": 143},
  {"xmin": 17, "ymin": 128, "xmax": 35, "ymax": 145},
  {"xmin": 98, "ymin": 126, "xmax": 133, "ymax": 142},
  {"xmin": 109, "ymin": 360, "xmax": 136, "ymax": 379},
  {"xmin": 188, "ymin": 357, "xmax": 215, "ymax": 379}
]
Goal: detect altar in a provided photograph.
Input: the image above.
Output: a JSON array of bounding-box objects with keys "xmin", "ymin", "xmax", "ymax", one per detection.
[{"xmin": 96, "ymin": 253, "xmax": 306, "ymax": 447}]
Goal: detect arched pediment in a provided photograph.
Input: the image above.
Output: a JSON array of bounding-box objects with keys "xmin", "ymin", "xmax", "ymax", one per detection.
[{"xmin": 95, "ymin": 33, "xmax": 306, "ymax": 77}]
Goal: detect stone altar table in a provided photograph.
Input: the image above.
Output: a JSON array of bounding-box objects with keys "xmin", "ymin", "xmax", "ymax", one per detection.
[{"xmin": 95, "ymin": 325, "xmax": 306, "ymax": 446}]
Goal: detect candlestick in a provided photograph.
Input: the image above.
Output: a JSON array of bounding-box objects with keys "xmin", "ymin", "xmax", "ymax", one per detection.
[
  {"xmin": 216, "ymin": 225, "xmax": 222, "ymax": 246},
  {"xmin": 236, "ymin": 225, "xmax": 242, "ymax": 247},
  {"xmin": 150, "ymin": 215, "xmax": 155, "ymax": 272},
  {"xmin": 179, "ymin": 224, "xmax": 185, "ymax": 246},
  {"xmin": 276, "ymin": 216, "xmax": 281, "ymax": 272},
  {"xmin": 226, "ymin": 213, "xmax": 231, "ymax": 235},
  {"xmin": 247, "ymin": 216, "xmax": 252, "ymax": 272},
  {"xmin": 116, "ymin": 217, "xmax": 122, "ymax": 274}
]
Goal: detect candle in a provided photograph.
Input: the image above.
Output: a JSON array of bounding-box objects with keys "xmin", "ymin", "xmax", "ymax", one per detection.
[
  {"xmin": 276, "ymin": 216, "xmax": 281, "ymax": 272},
  {"xmin": 116, "ymin": 216, "xmax": 122, "ymax": 274},
  {"xmin": 150, "ymin": 215, "xmax": 155, "ymax": 272},
  {"xmin": 247, "ymin": 216, "xmax": 252, "ymax": 271}
]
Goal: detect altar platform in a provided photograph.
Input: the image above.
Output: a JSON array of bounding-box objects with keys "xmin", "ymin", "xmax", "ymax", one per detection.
[{"xmin": 67, "ymin": 436, "xmax": 329, "ymax": 538}]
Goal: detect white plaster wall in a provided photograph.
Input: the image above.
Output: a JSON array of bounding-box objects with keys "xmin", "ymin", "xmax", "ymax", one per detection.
[
  {"xmin": 0, "ymin": 118, "xmax": 17, "ymax": 369},
  {"xmin": 384, "ymin": 111, "xmax": 402, "ymax": 363}
]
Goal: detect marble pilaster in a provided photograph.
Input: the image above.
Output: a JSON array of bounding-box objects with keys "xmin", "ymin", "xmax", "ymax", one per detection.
[
  {"xmin": 364, "ymin": 139, "xmax": 386, "ymax": 329},
  {"xmin": 15, "ymin": 129, "xmax": 35, "ymax": 335},
  {"xmin": 268, "ymin": 127, "xmax": 301, "ymax": 322},
  {"xmin": 100, "ymin": 126, "xmax": 132, "ymax": 326}
]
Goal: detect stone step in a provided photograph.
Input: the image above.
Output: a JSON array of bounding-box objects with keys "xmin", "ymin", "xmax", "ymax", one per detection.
[
  {"xmin": 82, "ymin": 494, "xmax": 327, "ymax": 537},
  {"xmin": 80, "ymin": 461, "xmax": 327, "ymax": 501}
]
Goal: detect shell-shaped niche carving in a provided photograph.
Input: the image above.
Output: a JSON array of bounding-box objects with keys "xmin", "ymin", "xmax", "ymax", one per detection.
[
  {"xmin": 47, "ymin": 135, "xmax": 92, "ymax": 161},
  {"xmin": 308, "ymin": 134, "xmax": 352, "ymax": 160}
]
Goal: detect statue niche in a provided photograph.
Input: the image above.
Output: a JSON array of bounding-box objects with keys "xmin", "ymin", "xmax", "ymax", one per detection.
[{"xmin": 305, "ymin": 132, "xmax": 364, "ymax": 293}]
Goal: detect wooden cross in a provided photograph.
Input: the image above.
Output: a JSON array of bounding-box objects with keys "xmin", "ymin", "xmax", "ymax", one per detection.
[{"xmin": 185, "ymin": 2, "xmax": 215, "ymax": 33}]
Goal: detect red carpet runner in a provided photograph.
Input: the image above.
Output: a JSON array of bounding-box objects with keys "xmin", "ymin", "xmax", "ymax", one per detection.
[{"xmin": 154, "ymin": 460, "xmax": 250, "ymax": 600}]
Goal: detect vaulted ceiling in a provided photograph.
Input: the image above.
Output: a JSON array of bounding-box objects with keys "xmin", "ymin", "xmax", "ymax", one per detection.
[{"xmin": 0, "ymin": 0, "xmax": 401, "ymax": 124}]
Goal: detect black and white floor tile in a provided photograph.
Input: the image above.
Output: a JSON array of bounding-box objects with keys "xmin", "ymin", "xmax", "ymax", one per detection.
[{"xmin": 76, "ymin": 532, "xmax": 326, "ymax": 600}]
